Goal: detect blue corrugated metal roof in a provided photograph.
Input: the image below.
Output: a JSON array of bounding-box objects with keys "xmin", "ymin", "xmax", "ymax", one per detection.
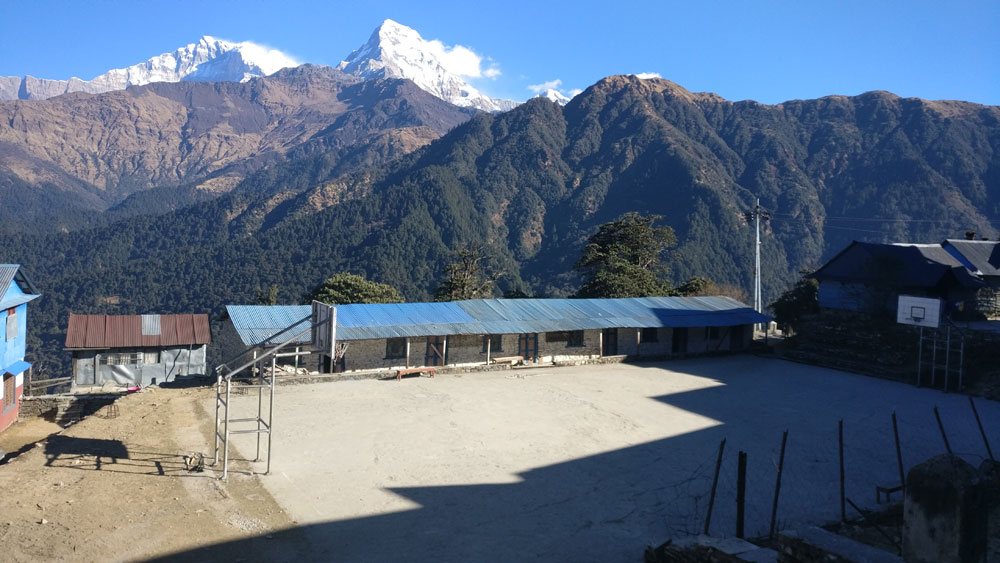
[
  {"xmin": 458, "ymin": 297, "xmax": 767, "ymax": 333},
  {"xmin": 226, "ymin": 305, "xmax": 312, "ymax": 346},
  {"xmin": 0, "ymin": 264, "xmax": 41, "ymax": 309},
  {"xmin": 0, "ymin": 266, "xmax": 16, "ymax": 297},
  {"xmin": 0, "ymin": 294, "xmax": 40, "ymax": 311},
  {"xmin": 227, "ymin": 297, "xmax": 769, "ymax": 347},
  {"xmin": 3, "ymin": 360, "xmax": 31, "ymax": 375}
]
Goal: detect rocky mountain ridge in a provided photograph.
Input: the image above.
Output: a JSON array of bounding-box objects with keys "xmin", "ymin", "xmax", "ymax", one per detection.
[
  {"xmin": 0, "ymin": 65, "xmax": 476, "ymax": 229},
  {"xmin": 0, "ymin": 35, "xmax": 298, "ymax": 101},
  {"xmin": 337, "ymin": 19, "xmax": 517, "ymax": 112},
  {"xmin": 2, "ymin": 20, "xmax": 518, "ymax": 112}
]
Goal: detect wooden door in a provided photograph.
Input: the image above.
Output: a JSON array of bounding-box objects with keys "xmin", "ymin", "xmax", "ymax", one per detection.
[
  {"xmin": 3, "ymin": 373, "xmax": 14, "ymax": 412},
  {"xmin": 517, "ymin": 333, "xmax": 538, "ymax": 362},
  {"xmin": 425, "ymin": 336, "xmax": 447, "ymax": 366},
  {"xmin": 672, "ymin": 328, "xmax": 688, "ymax": 354},
  {"xmin": 602, "ymin": 328, "xmax": 618, "ymax": 356}
]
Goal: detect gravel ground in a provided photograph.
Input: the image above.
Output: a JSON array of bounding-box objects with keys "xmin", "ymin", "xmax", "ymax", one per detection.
[{"xmin": 220, "ymin": 356, "xmax": 999, "ymax": 562}]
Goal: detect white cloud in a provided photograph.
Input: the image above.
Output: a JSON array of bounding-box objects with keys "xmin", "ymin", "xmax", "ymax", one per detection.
[
  {"xmin": 568, "ymin": 88, "xmax": 583, "ymax": 97},
  {"xmin": 527, "ymin": 79, "xmax": 562, "ymax": 93},
  {"xmin": 633, "ymin": 72, "xmax": 661, "ymax": 80},
  {"xmin": 423, "ymin": 39, "xmax": 500, "ymax": 79}
]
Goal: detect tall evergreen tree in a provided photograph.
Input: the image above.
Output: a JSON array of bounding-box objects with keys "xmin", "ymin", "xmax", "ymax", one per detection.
[
  {"xmin": 433, "ymin": 247, "xmax": 501, "ymax": 302},
  {"xmin": 574, "ymin": 212, "xmax": 677, "ymax": 298},
  {"xmin": 306, "ymin": 273, "xmax": 403, "ymax": 305}
]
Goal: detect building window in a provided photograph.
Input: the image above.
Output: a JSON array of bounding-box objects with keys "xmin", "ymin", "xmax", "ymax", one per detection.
[
  {"xmin": 97, "ymin": 348, "xmax": 162, "ymax": 366},
  {"xmin": 546, "ymin": 331, "xmax": 569, "ymax": 342},
  {"xmin": 482, "ymin": 334, "xmax": 503, "ymax": 353},
  {"xmin": 102, "ymin": 352, "xmax": 143, "ymax": 366},
  {"xmin": 705, "ymin": 326, "xmax": 720, "ymax": 340},
  {"xmin": 5, "ymin": 309, "xmax": 16, "ymax": 341},
  {"xmin": 548, "ymin": 331, "xmax": 584, "ymax": 347},
  {"xmin": 641, "ymin": 328, "xmax": 659, "ymax": 343},
  {"xmin": 385, "ymin": 338, "xmax": 407, "ymax": 359}
]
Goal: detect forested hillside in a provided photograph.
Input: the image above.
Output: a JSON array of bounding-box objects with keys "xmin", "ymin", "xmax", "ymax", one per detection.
[{"xmin": 3, "ymin": 74, "xmax": 999, "ymax": 377}]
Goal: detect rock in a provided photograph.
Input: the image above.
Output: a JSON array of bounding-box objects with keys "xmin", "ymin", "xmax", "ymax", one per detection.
[
  {"xmin": 903, "ymin": 454, "xmax": 987, "ymax": 563},
  {"xmin": 39, "ymin": 518, "xmax": 47, "ymax": 525}
]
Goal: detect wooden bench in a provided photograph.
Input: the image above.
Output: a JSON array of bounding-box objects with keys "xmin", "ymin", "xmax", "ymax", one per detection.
[
  {"xmin": 396, "ymin": 367, "xmax": 436, "ymax": 381},
  {"xmin": 876, "ymin": 483, "xmax": 903, "ymax": 504},
  {"xmin": 491, "ymin": 355, "xmax": 524, "ymax": 366}
]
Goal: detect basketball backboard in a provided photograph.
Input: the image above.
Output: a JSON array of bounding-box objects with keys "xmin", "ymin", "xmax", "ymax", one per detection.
[
  {"xmin": 896, "ymin": 295, "xmax": 941, "ymax": 328},
  {"xmin": 311, "ymin": 301, "xmax": 337, "ymax": 356}
]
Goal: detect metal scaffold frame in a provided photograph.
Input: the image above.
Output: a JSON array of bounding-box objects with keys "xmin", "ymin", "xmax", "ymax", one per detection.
[
  {"xmin": 211, "ymin": 317, "xmax": 313, "ymax": 480},
  {"xmin": 211, "ymin": 303, "xmax": 337, "ymax": 480},
  {"xmin": 916, "ymin": 322, "xmax": 966, "ymax": 392}
]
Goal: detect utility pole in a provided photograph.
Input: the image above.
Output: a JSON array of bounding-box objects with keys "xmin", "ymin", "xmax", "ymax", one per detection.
[
  {"xmin": 755, "ymin": 197, "xmax": 761, "ymax": 316},
  {"xmin": 745, "ymin": 199, "xmax": 770, "ymax": 332}
]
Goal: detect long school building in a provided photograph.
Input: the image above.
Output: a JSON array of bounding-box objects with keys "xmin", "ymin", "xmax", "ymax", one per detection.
[{"xmin": 219, "ymin": 297, "xmax": 769, "ymax": 374}]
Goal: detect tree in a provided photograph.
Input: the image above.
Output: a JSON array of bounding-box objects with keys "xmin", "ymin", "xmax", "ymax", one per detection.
[
  {"xmin": 677, "ymin": 276, "xmax": 750, "ymax": 303},
  {"xmin": 574, "ymin": 212, "xmax": 677, "ymax": 298},
  {"xmin": 769, "ymin": 275, "xmax": 819, "ymax": 333},
  {"xmin": 306, "ymin": 273, "xmax": 403, "ymax": 305},
  {"xmin": 433, "ymin": 247, "xmax": 501, "ymax": 302},
  {"xmin": 255, "ymin": 284, "xmax": 280, "ymax": 305}
]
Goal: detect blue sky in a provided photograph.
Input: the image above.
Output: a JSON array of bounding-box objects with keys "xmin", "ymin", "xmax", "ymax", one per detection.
[{"xmin": 2, "ymin": 0, "xmax": 998, "ymax": 105}]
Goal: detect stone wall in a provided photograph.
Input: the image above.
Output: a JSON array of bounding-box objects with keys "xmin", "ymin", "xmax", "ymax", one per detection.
[
  {"xmin": 323, "ymin": 326, "xmax": 755, "ymax": 373},
  {"xmin": 536, "ymin": 330, "xmax": 601, "ymax": 363},
  {"xmin": 20, "ymin": 394, "xmax": 120, "ymax": 426}
]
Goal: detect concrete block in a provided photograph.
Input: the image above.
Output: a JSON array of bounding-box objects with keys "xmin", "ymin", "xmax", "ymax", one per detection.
[{"xmin": 903, "ymin": 454, "xmax": 987, "ymax": 563}]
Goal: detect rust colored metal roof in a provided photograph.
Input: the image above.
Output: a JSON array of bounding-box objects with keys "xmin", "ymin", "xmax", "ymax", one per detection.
[{"xmin": 65, "ymin": 313, "xmax": 211, "ymax": 349}]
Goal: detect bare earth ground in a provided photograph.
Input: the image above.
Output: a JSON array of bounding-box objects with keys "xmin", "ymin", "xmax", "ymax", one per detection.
[
  {"xmin": 0, "ymin": 386, "xmax": 304, "ymax": 562},
  {"xmin": 0, "ymin": 357, "xmax": 997, "ymax": 562},
  {"xmin": 0, "ymin": 416, "xmax": 63, "ymax": 458}
]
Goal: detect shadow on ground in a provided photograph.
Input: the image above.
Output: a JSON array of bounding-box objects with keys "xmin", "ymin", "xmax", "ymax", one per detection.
[
  {"xmin": 148, "ymin": 359, "xmax": 998, "ymax": 562},
  {"xmin": 44, "ymin": 435, "xmax": 219, "ymax": 477}
]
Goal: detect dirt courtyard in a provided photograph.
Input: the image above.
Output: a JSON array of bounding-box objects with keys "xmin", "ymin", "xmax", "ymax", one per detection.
[
  {"xmin": 0, "ymin": 356, "xmax": 996, "ymax": 562},
  {"xmin": 222, "ymin": 356, "xmax": 999, "ymax": 562}
]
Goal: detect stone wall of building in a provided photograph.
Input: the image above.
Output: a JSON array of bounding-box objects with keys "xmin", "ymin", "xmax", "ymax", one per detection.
[{"xmin": 536, "ymin": 330, "xmax": 601, "ymax": 362}]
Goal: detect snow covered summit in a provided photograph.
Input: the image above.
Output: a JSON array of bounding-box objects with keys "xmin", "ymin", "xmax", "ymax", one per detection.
[
  {"xmin": 338, "ymin": 19, "xmax": 517, "ymax": 112},
  {"xmin": 537, "ymin": 89, "xmax": 572, "ymax": 105},
  {"xmin": 0, "ymin": 36, "xmax": 298, "ymax": 101}
]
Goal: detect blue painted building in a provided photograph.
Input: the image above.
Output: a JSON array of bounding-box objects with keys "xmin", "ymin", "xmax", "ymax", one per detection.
[
  {"xmin": 810, "ymin": 241, "xmax": 987, "ymax": 317},
  {"xmin": 0, "ymin": 265, "xmax": 41, "ymax": 433}
]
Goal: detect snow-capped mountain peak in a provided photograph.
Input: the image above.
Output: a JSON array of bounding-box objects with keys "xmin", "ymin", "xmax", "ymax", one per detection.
[
  {"xmin": 0, "ymin": 36, "xmax": 298, "ymax": 101},
  {"xmin": 338, "ymin": 19, "xmax": 516, "ymax": 112},
  {"xmin": 537, "ymin": 89, "xmax": 572, "ymax": 105}
]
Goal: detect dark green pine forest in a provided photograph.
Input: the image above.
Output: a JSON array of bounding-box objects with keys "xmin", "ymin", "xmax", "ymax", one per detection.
[{"xmin": 2, "ymin": 74, "xmax": 999, "ymax": 376}]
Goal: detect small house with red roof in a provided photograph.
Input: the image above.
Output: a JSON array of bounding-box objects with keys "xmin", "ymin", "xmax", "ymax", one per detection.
[{"xmin": 65, "ymin": 313, "xmax": 211, "ymax": 387}]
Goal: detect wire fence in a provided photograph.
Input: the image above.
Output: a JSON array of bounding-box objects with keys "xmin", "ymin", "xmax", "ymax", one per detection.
[{"xmin": 653, "ymin": 396, "xmax": 996, "ymax": 542}]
